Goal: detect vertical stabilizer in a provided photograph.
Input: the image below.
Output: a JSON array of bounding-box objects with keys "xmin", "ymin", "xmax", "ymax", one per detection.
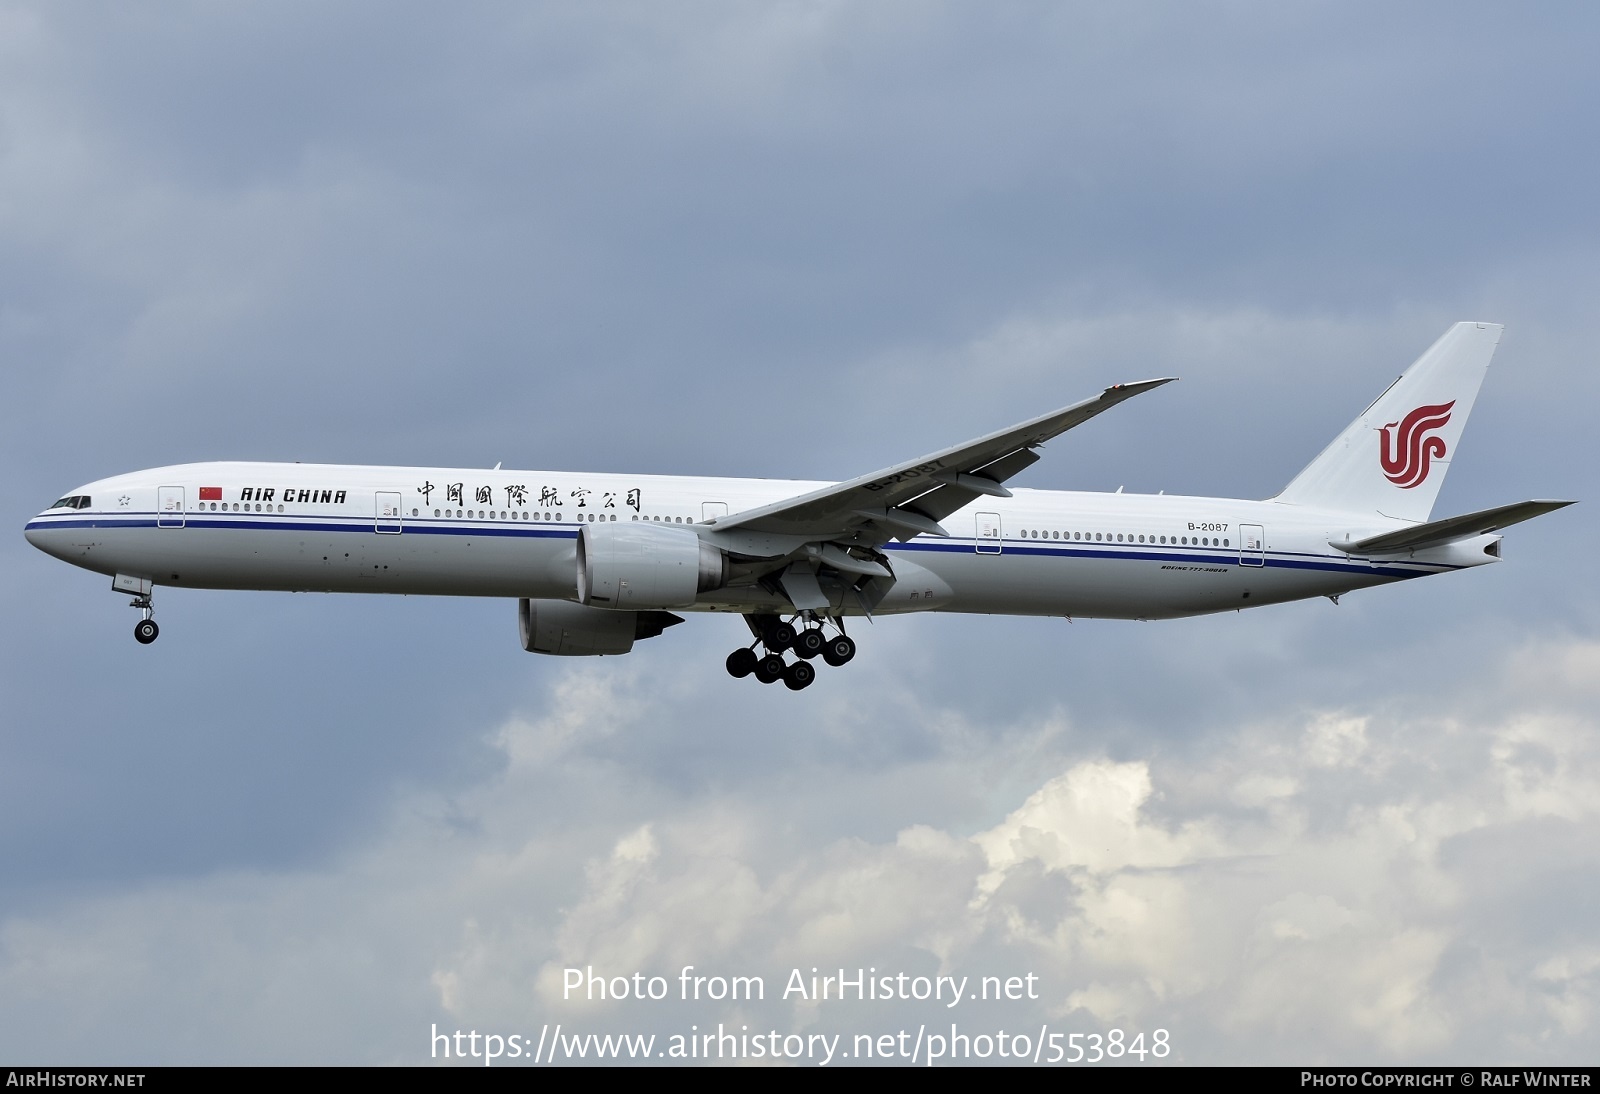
[{"xmin": 1273, "ymin": 322, "xmax": 1501, "ymax": 522}]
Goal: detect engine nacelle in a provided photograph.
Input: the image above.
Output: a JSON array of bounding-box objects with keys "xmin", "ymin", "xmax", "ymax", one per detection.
[
  {"xmin": 518, "ymin": 598, "xmax": 682, "ymax": 656},
  {"xmin": 576, "ymin": 521, "xmax": 727, "ymax": 609}
]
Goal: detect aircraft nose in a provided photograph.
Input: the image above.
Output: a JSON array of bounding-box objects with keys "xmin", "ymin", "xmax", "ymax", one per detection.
[
  {"xmin": 24, "ymin": 514, "xmax": 51, "ymax": 554},
  {"xmin": 25, "ymin": 501, "xmax": 76, "ymax": 558}
]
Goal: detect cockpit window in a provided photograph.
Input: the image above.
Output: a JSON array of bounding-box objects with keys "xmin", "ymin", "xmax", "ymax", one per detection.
[{"xmin": 49, "ymin": 496, "xmax": 90, "ymax": 510}]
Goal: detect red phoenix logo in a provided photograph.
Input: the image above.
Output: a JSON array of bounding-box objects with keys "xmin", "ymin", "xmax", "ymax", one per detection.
[{"xmin": 1379, "ymin": 401, "xmax": 1454, "ymax": 488}]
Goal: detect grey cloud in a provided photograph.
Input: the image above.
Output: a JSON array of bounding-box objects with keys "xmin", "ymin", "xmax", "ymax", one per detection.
[
  {"xmin": 4, "ymin": 0, "xmax": 1597, "ymax": 1064},
  {"xmin": 4, "ymin": 637, "xmax": 1599, "ymax": 1062}
]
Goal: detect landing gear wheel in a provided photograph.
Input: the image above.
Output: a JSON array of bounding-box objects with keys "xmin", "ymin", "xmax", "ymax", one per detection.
[
  {"xmin": 754, "ymin": 654, "xmax": 786, "ymax": 684},
  {"xmin": 726, "ymin": 648, "xmax": 758, "ymax": 678},
  {"xmin": 134, "ymin": 619, "xmax": 159, "ymax": 645},
  {"xmin": 783, "ymin": 660, "xmax": 816, "ymax": 691},
  {"xmin": 767, "ymin": 622, "xmax": 796, "ymax": 653},
  {"xmin": 821, "ymin": 634, "xmax": 856, "ymax": 667},
  {"xmin": 793, "ymin": 627, "xmax": 825, "ymax": 660}
]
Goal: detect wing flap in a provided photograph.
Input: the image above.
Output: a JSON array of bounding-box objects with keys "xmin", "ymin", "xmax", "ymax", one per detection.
[{"xmin": 778, "ymin": 565, "xmax": 830, "ymax": 611}]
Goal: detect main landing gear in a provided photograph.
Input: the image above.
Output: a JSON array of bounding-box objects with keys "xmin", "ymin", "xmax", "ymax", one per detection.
[{"xmin": 725, "ymin": 614, "xmax": 856, "ymax": 691}]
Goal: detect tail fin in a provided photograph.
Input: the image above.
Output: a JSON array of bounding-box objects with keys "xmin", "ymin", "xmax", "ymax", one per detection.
[{"xmin": 1273, "ymin": 322, "xmax": 1502, "ymax": 521}]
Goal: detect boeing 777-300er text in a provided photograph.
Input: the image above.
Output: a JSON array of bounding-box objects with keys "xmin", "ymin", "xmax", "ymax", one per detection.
[{"xmin": 26, "ymin": 322, "xmax": 1573, "ymax": 691}]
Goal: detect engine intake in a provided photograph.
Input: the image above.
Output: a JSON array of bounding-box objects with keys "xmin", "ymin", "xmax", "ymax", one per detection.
[{"xmin": 576, "ymin": 522, "xmax": 727, "ymax": 609}]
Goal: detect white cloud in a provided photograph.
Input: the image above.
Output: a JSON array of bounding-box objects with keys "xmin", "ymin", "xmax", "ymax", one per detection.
[{"xmin": 9, "ymin": 636, "xmax": 1593, "ymax": 1063}]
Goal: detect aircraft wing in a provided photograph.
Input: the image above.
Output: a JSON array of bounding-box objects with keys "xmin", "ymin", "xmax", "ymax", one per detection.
[
  {"xmin": 708, "ymin": 378, "xmax": 1176, "ymax": 545},
  {"xmin": 1334, "ymin": 499, "xmax": 1575, "ymax": 555}
]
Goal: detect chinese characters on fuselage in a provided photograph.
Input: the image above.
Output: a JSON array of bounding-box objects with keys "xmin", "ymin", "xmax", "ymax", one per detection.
[
  {"xmin": 226, "ymin": 482, "xmax": 647, "ymax": 514},
  {"xmin": 415, "ymin": 482, "xmax": 646, "ymax": 514}
]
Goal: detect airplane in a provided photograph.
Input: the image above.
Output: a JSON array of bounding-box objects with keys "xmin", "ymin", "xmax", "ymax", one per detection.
[{"xmin": 25, "ymin": 322, "xmax": 1572, "ymax": 691}]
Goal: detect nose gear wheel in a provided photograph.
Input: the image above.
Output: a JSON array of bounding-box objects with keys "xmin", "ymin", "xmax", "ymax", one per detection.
[{"xmin": 129, "ymin": 591, "xmax": 159, "ymax": 644}]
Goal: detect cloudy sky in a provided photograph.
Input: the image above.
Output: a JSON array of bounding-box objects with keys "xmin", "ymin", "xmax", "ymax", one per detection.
[{"xmin": 3, "ymin": 1, "xmax": 1598, "ymax": 1066}]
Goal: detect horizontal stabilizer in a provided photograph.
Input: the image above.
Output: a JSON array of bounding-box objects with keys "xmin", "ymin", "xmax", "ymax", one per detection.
[{"xmin": 1332, "ymin": 499, "xmax": 1574, "ymax": 555}]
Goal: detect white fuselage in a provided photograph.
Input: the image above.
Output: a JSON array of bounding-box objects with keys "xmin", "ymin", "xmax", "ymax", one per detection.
[{"xmin": 24, "ymin": 461, "xmax": 1498, "ymax": 621}]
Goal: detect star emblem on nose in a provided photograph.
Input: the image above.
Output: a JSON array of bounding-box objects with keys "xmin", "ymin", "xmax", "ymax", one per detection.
[{"xmin": 118, "ymin": 495, "xmax": 131, "ymax": 507}]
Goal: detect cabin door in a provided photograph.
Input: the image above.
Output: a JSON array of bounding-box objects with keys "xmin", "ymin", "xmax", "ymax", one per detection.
[
  {"xmin": 1239, "ymin": 524, "xmax": 1265, "ymax": 566},
  {"xmin": 376, "ymin": 492, "xmax": 403, "ymax": 534},
  {"xmin": 975, "ymin": 512, "xmax": 1002, "ymax": 554},
  {"xmin": 157, "ymin": 486, "xmax": 185, "ymax": 529}
]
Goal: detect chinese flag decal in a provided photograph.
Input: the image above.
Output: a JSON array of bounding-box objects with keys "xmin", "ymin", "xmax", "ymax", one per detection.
[{"xmin": 199, "ymin": 486, "xmax": 222, "ymax": 500}]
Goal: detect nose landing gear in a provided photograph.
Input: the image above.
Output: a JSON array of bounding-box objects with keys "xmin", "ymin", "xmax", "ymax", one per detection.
[
  {"xmin": 114, "ymin": 575, "xmax": 160, "ymax": 644},
  {"xmin": 131, "ymin": 594, "xmax": 158, "ymax": 644}
]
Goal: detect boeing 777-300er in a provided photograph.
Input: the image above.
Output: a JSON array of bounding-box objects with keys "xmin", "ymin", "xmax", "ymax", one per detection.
[{"xmin": 26, "ymin": 322, "xmax": 1573, "ymax": 691}]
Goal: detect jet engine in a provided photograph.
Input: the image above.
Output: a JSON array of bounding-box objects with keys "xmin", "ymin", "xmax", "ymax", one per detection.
[
  {"xmin": 576, "ymin": 522, "xmax": 728, "ymax": 609},
  {"xmin": 518, "ymin": 598, "xmax": 682, "ymax": 656}
]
